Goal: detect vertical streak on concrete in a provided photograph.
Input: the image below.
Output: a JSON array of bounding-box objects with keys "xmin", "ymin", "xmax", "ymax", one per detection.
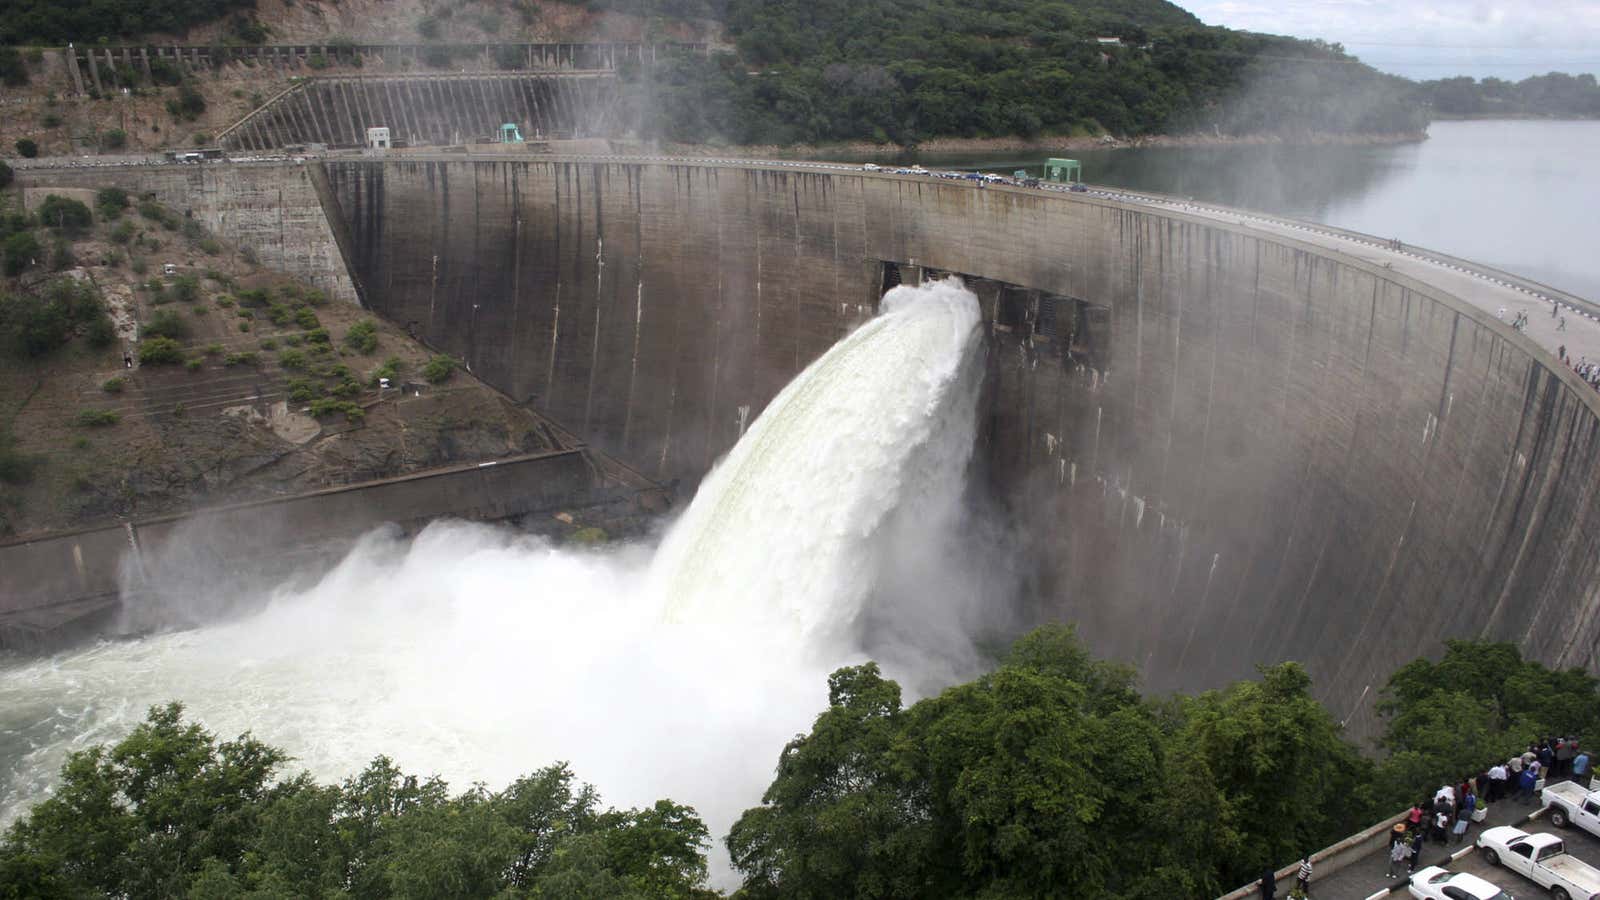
[{"xmin": 583, "ymin": 168, "xmax": 604, "ymax": 436}]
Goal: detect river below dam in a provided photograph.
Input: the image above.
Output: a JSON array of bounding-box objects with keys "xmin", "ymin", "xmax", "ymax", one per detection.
[
  {"xmin": 0, "ymin": 280, "xmax": 1006, "ymax": 882},
  {"xmin": 899, "ymin": 120, "xmax": 1600, "ymax": 305}
]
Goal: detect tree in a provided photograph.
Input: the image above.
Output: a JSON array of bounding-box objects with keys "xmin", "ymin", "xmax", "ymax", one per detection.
[
  {"xmin": 2, "ymin": 231, "xmax": 40, "ymax": 276},
  {"xmin": 0, "ymin": 160, "xmax": 12, "ymax": 190},
  {"xmin": 35, "ymin": 195, "xmax": 91, "ymax": 233},
  {"xmin": 13, "ymin": 138, "xmax": 37, "ymax": 159}
]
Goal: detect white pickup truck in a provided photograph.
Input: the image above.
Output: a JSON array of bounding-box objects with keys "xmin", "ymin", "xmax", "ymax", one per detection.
[
  {"xmin": 1478, "ymin": 825, "xmax": 1600, "ymax": 900},
  {"xmin": 1545, "ymin": 781, "xmax": 1600, "ymax": 836}
]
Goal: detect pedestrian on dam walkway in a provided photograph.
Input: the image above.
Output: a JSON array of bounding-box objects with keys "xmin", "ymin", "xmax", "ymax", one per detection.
[
  {"xmin": 1489, "ymin": 763, "xmax": 1509, "ymax": 800},
  {"xmin": 1409, "ymin": 832, "xmax": 1424, "ymax": 874},
  {"xmin": 1258, "ymin": 866, "xmax": 1276, "ymax": 900},
  {"xmin": 1389, "ymin": 835, "xmax": 1411, "ymax": 878},
  {"xmin": 1296, "ymin": 855, "xmax": 1312, "ymax": 893},
  {"xmin": 1576, "ymin": 748, "xmax": 1591, "ymax": 779}
]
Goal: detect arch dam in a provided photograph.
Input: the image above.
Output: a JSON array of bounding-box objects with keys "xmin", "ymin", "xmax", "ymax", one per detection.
[
  {"xmin": 19, "ymin": 155, "xmax": 1600, "ymax": 730},
  {"xmin": 319, "ymin": 155, "xmax": 1600, "ymax": 728}
]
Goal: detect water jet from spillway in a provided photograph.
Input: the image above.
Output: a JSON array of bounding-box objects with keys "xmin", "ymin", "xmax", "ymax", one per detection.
[{"xmin": 0, "ymin": 279, "xmax": 987, "ymax": 882}]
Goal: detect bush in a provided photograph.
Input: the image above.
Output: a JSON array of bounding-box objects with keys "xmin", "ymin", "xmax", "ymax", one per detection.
[
  {"xmin": 204, "ymin": 343, "xmax": 223, "ymax": 355},
  {"xmin": 143, "ymin": 309, "xmax": 189, "ymax": 340},
  {"xmin": 3, "ymin": 231, "xmax": 41, "ymax": 276},
  {"xmin": 235, "ymin": 288, "xmax": 270, "ymax": 308},
  {"xmin": 369, "ymin": 356, "xmax": 403, "ymax": 386},
  {"xmin": 286, "ymin": 378, "xmax": 321, "ymax": 402},
  {"xmin": 266, "ymin": 303, "xmax": 295, "ymax": 326},
  {"xmin": 49, "ymin": 237, "xmax": 74, "ymax": 271},
  {"xmin": 294, "ymin": 308, "xmax": 320, "ymax": 330},
  {"xmin": 306, "ymin": 53, "xmax": 329, "ymax": 70},
  {"xmin": 171, "ymin": 276, "xmax": 201, "ymax": 303},
  {"xmin": 37, "ymin": 195, "xmax": 92, "ymax": 232},
  {"xmin": 101, "ymin": 376, "xmax": 125, "ymax": 393},
  {"xmin": 74, "ymin": 409, "xmax": 120, "ymax": 427},
  {"xmin": 109, "ymin": 221, "xmax": 136, "ymax": 244},
  {"xmin": 259, "ymin": 338, "xmax": 277, "ymax": 350},
  {"xmin": 310, "ymin": 398, "xmax": 365, "ymax": 423},
  {"xmin": 0, "ymin": 277, "xmax": 112, "ymax": 357},
  {"xmin": 130, "ymin": 256, "xmax": 147, "ymax": 275},
  {"xmin": 137, "ymin": 201, "xmax": 181, "ymax": 231},
  {"xmin": 96, "ymin": 188, "xmax": 130, "ymax": 220},
  {"xmin": 343, "ymin": 319, "xmax": 379, "ymax": 353},
  {"xmin": 14, "ymin": 138, "xmax": 38, "ymax": 158},
  {"xmin": 0, "ymin": 434, "xmax": 38, "ymax": 485},
  {"xmin": 0, "ymin": 159, "xmax": 11, "ymax": 190},
  {"xmin": 423, "ymin": 355, "xmax": 457, "ymax": 383},
  {"xmin": 277, "ymin": 349, "xmax": 307, "ymax": 370},
  {"xmin": 417, "ymin": 16, "xmax": 441, "ymax": 39},
  {"xmin": 166, "ymin": 84, "xmax": 207, "ymax": 121},
  {"xmin": 329, "ymin": 378, "xmax": 362, "ymax": 398},
  {"xmin": 102, "ymin": 129, "xmax": 127, "ymax": 151},
  {"xmin": 138, "ymin": 336, "xmax": 184, "ymax": 365},
  {"xmin": 224, "ymin": 351, "xmax": 258, "ymax": 367},
  {"xmin": 301, "ymin": 288, "xmax": 328, "ymax": 307},
  {"xmin": 305, "ymin": 327, "xmax": 330, "ymax": 344},
  {"xmin": 198, "ymin": 238, "xmax": 222, "ymax": 255},
  {"xmin": 185, "ymin": 357, "xmax": 203, "ymax": 372}
]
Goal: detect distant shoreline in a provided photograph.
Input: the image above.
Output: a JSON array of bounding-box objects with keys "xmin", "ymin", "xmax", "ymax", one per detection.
[
  {"xmin": 1428, "ymin": 113, "xmax": 1600, "ymax": 121},
  {"xmin": 635, "ymin": 130, "xmax": 1429, "ymax": 160}
]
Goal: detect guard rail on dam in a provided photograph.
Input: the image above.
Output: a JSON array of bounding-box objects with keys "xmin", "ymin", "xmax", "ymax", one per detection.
[
  {"xmin": 305, "ymin": 155, "xmax": 1600, "ymax": 735},
  {"xmin": 217, "ymin": 73, "xmax": 620, "ymax": 152}
]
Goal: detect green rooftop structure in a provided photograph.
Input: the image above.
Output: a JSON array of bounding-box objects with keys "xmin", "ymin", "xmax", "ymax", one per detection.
[
  {"xmin": 498, "ymin": 123, "xmax": 525, "ymax": 143},
  {"xmin": 1043, "ymin": 158, "xmax": 1082, "ymax": 183}
]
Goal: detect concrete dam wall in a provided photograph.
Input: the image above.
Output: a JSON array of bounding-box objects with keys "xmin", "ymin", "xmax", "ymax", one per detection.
[
  {"xmin": 220, "ymin": 75, "xmax": 620, "ymax": 151},
  {"xmin": 311, "ymin": 158, "xmax": 1600, "ymax": 725}
]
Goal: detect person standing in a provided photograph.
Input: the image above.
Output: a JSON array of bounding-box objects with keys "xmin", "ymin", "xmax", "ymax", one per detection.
[
  {"xmin": 1517, "ymin": 765, "xmax": 1538, "ymax": 803},
  {"xmin": 1409, "ymin": 831, "xmax": 1425, "ymax": 874},
  {"xmin": 1489, "ymin": 763, "xmax": 1509, "ymax": 801},
  {"xmin": 1557, "ymin": 738, "xmax": 1575, "ymax": 776},
  {"xmin": 1575, "ymin": 747, "xmax": 1591, "ymax": 780},
  {"xmin": 1454, "ymin": 792, "xmax": 1475, "ymax": 844},
  {"xmin": 1296, "ymin": 856, "xmax": 1312, "ymax": 894},
  {"xmin": 1389, "ymin": 835, "xmax": 1410, "ymax": 878},
  {"xmin": 1259, "ymin": 866, "xmax": 1276, "ymax": 900},
  {"xmin": 1408, "ymin": 802, "xmax": 1425, "ymax": 832}
]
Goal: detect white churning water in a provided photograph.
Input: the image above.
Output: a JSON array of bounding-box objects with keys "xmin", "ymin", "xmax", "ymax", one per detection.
[{"xmin": 0, "ymin": 278, "xmax": 986, "ymax": 879}]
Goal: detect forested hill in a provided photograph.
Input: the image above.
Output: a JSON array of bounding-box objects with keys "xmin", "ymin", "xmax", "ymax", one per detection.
[
  {"xmin": 625, "ymin": 0, "xmax": 1426, "ymax": 145},
  {"xmin": 0, "ymin": 0, "xmax": 1428, "ymax": 147}
]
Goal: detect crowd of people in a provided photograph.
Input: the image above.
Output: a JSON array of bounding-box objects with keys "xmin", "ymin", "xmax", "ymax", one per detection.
[{"xmin": 1384, "ymin": 735, "xmax": 1591, "ymax": 880}]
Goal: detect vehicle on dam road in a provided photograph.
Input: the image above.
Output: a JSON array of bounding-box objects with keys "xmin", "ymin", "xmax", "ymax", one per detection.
[
  {"xmin": 1544, "ymin": 782, "xmax": 1600, "ymax": 837},
  {"xmin": 1407, "ymin": 865, "xmax": 1515, "ymax": 900},
  {"xmin": 1477, "ymin": 826, "xmax": 1600, "ymax": 900}
]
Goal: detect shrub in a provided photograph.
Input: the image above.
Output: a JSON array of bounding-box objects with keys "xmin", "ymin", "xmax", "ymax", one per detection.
[
  {"xmin": 343, "ymin": 319, "xmax": 378, "ymax": 353},
  {"xmin": 96, "ymin": 188, "xmax": 130, "ymax": 219},
  {"xmin": 138, "ymin": 336, "xmax": 183, "ymax": 365},
  {"xmin": 185, "ymin": 358, "xmax": 202, "ymax": 372},
  {"xmin": 14, "ymin": 138, "xmax": 38, "ymax": 158},
  {"xmin": 101, "ymin": 376, "xmax": 125, "ymax": 393},
  {"xmin": 235, "ymin": 288, "xmax": 270, "ymax": 308},
  {"xmin": 305, "ymin": 327, "xmax": 330, "ymax": 344},
  {"xmin": 267, "ymin": 303, "xmax": 295, "ymax": 326},
  {"xmin": 74, "ymin": 409, "xmax": 120, "ymax": 427},
  {"xmin": 277, "ymin": 349, "xmax": 307, "ymax": 370},
  {"xmin": 239, "ymin": 321, "xmax": 250, "ymax": 332},
  {"xmin": 102, "ymin": 129, "xmax": 127, "ymax": 151},
  {"xmin": 49, "ymin": 237, "xmax": 74, "ymax": 271},
  {"xmin": 204, "ymin": 343, "xmax": 222, "ymax": 355},
  {"xmin": 309, "ymin": 398, "xmax": 364, "ymax": 422},
  {"xmin": 282, "ymin": 334, "xmax": 303, "ymax": 347},
  {"xmin": 166, "ymin": 84, "xmax": 207, "ymax": 121},
  {"xmin": 142, "ymin": 309, "xmax": 189, "ymax": 340},
  {"xmin": 306, "ymin": 53, "xmax": 329, "ymax": 70},
  {"xmin": 198, "ymin": 238, "xmax": 222, "ymax": 256},
  {"xmin": 329, "ymin": 378, "xmax": 362, "ymax": 398},
  {"xmin": 215, "ymin": 297, "xmax": 233, "ymax": 308},
  {"xmin": 301, "ymin": 288, "xmax": 328, "ymax": 307},
  {"xmin": 129, "ymin": 257, "xmax": 147, "ymax": 275},
  {"xmin": 224, "ymin": 351, "xmax": 258, "ymax": 367},
  {"xmin": 171, "ymin": 275, "xmax": 201, "ymax": 303},
  {"xmin": 259, "ymin": 338, "xmax": 277, "ymax": 350},
  {"xmin": 85, "ymin": 315, "xmax": 115, "ymax": 348},
  {"xmin": 294, "ymin": 308, "xmax": 320, "ymax": 330},
  {"xmin": 2, "ymin": 231, "xmax": 41, "ymax": 276},
  {"xmin": 137, "ymin": 201, "xmax": 181, "ymax": 231},
  {"xmin": 110, "ymin": 221, "xmax": 136, "ymax": 244},
  {"xmin": 287, "ymin": 378, "xmax": 321, "ymax": 402},
  {"xmin": 0, "ymin": 434, "xmax": 38, "ymax": 484},
  {"xmin": 369, "ymin": 356, "xmax": 403, "ymax": 387},
  {"xmin": 0, "ymin": 160, "xmax": 11, "ymax": 190},
  {"xmin": 37, "ymin": 195, "xmax": 92, "ymax": 232},
  {"xmin": 423, "ymin": 355, "xmax": 457, "ymax": 384},
  {"xmin": 40, "ymin": 113, "xmax": 62, "ymax": 128}
]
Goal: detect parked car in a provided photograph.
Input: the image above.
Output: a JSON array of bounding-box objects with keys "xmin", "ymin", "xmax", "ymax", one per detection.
[
  {"xmin": 1477, "ymin": 826, "xmax": 1600, "ymax": 900},
  {"xmin": 861, "ymin": 163, "xmax": 881, "ymax": 172},
  {"xmin": 1408, "ymin": 865, "xmax": 1516, "ymax": 900},
  {"xmin": 1069, "ymin": 183, "xmax": 1089, "ymax": 192},
  {"xmin": 1543, "ymin": 781, "xmax": 1600, "ymax": 836}
]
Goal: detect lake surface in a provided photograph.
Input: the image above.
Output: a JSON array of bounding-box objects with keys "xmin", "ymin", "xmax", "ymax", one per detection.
[{"xmin": 901, "ymin": 121, "xmax": 1600, "ymax": 303}]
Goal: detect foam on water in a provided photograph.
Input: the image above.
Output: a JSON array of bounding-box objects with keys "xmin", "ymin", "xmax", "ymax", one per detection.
[{"xmin": 0, "ymin": 278, "xmax": 985, "ymax": 880}]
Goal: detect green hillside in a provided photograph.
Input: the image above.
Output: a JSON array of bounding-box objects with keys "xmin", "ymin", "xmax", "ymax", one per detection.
[{"xmin": 624, "ymin": 0, "xmax": 1426, "ymax": 145}]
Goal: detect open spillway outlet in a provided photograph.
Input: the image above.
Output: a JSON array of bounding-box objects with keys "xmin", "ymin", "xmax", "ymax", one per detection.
[{"xmin": 877, "ymin": 261, "xmax": 1112, "ymax": 374}]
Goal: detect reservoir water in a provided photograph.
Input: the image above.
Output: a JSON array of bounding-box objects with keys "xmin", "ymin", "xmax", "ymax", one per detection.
[{"xmin": 921, "ymin": 120, "xmax": 1600, "ymax": 304}]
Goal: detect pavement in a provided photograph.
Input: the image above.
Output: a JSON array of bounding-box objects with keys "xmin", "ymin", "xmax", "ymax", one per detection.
[{"xmin": 1290, "ymin": 774, "xmax": 1600, "ymax": 900}]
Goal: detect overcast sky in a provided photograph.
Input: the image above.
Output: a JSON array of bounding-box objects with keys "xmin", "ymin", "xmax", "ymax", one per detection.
[{"xmin": 1179, "ymin": 0, "xmax": 1600, "ymax": 82}]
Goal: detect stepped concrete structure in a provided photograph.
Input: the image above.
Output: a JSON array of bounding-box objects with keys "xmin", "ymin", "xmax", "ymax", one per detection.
[
  {"xmin": 14, "ymin": 155, "xmax": 1600, "ymax": 734},
  {"xmin": 218, "ymin": 73, "xmax": 620, "ymax": 151}
]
